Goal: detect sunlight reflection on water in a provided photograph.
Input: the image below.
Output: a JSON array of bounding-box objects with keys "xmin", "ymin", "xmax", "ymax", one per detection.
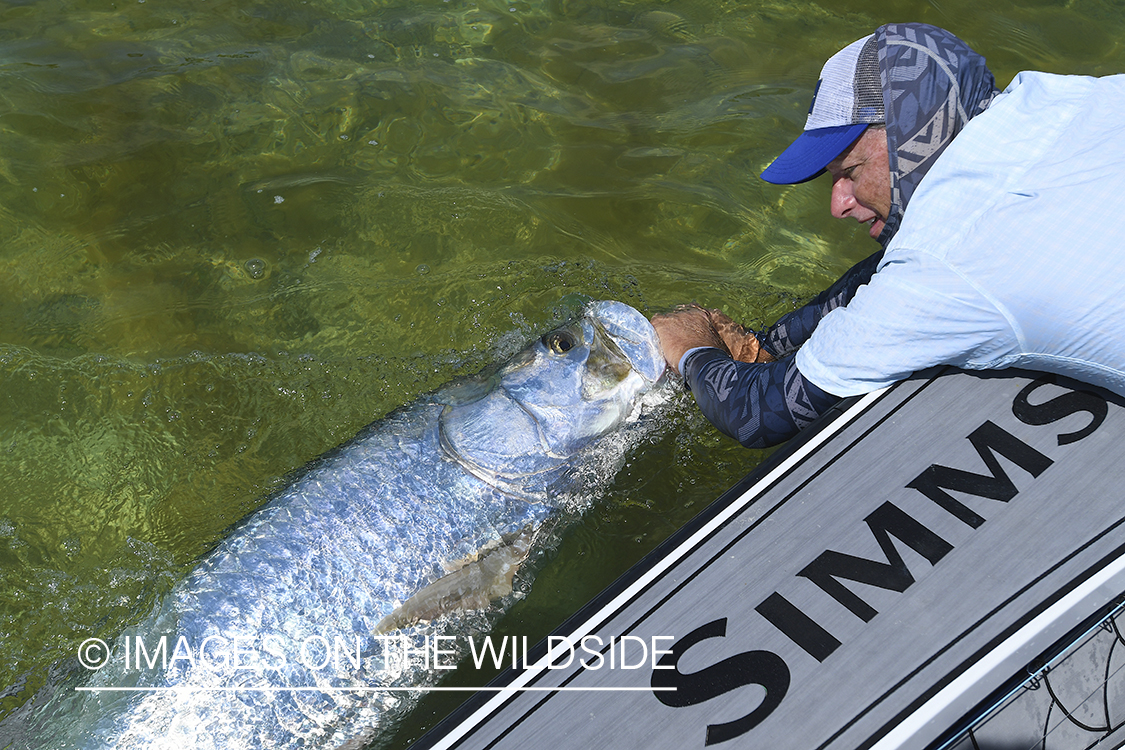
[{"xmin": 0, "ymin": 0, "xmax": 1122, "ymax": 745}]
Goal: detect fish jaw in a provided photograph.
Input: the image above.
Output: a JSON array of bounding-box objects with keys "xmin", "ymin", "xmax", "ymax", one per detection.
[{"xmin": 587, "ymin": 300, "xmax": 666, "ymax": 386}]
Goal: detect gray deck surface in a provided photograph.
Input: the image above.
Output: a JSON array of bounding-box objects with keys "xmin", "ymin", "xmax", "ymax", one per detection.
[{"xmin": 414, "ymin": 368, "xmax": 1125, "ymax": 750}]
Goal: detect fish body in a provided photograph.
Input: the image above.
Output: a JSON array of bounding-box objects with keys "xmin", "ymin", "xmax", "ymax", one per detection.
[{"xmin": 28, "ymin": 300, "xmax": 664, "ymax": 749}]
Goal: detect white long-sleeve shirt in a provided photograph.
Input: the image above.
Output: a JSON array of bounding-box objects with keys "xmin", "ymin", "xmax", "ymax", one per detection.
[{"xmin": 798, "ymin": 71, "xmax": 1125, "ymax": 397}]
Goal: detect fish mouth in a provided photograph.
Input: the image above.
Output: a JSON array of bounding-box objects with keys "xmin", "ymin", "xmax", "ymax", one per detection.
[
  {"xmin": 583, "ymin": 320, "xmax": 635, "ymax": 397},
  {"xmin": 586, "ymin": 300, "xmax": 666, "ymax": 386}
]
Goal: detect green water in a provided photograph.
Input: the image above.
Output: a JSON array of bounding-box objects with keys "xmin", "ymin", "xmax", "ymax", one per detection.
[{"xmin": 0, "ymin": 0, "xmax": 1122, "ymax": 745}]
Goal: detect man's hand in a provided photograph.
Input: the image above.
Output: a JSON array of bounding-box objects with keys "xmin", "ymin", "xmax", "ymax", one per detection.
[
  {"xmin": 650, "ymin": 305, "xmax": 728, "ymax": 376},
  {"xmin": 651, "ymin": 305, "xmax": 775, "ymax": 376},
  {"xmin": 706, "ymin": 308, "xmax": 776, "ymax": 363}
]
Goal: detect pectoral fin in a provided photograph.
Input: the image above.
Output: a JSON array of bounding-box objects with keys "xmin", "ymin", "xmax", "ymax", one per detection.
[{"xmin": 375, "ymin": 528, "xmax": 533, "ymax": 635}]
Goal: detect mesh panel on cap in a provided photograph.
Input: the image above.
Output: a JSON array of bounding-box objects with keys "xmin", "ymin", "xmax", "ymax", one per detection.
[
  {"xmin": 806, "ymin": 34, "xmax": 883, "ymax": 130},
  {"xmin": 853, "ymin": 36, "xmax": 884, "ymax": 123}
]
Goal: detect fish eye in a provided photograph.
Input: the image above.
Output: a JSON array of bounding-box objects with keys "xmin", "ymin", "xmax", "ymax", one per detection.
[{"xmin": 542, "ymin": 330, "xmax": 576, "ymax": 355}]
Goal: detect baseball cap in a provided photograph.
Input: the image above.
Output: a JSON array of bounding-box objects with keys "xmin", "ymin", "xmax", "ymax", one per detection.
[{"xmin": 761, "ymin": 34, "xmax": 885, "ymax": 184}]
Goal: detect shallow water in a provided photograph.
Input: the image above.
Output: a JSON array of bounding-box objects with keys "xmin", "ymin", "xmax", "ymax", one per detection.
[{"xmin": 0, "ymin": 0, "xmax": 1122, "ymax": 746}]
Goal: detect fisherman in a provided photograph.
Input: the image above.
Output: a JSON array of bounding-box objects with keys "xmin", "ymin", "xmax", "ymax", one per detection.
[{"xmin": 652, "ymin": 22, "xmax": 1125, "ymax": 448}]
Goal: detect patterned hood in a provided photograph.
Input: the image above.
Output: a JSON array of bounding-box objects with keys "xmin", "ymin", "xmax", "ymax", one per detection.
[{"xmin": 874, "ymin": 23, "xmax": 999, "ymax": 246}]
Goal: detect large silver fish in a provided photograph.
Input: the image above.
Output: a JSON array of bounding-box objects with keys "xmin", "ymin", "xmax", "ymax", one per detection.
[{"xmin": 25, "ymin": 300, "xmax": 665, "ymax": 749}]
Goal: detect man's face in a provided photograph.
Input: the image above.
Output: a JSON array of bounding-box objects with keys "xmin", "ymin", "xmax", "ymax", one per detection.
[{"xmin": 826, "ymin": 127, "xmax": 891, "ymax": 239}]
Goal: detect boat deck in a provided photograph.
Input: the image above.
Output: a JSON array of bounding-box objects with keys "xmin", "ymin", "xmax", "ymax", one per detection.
[{"xmin": 412, "ymin": 368, "xmax": 1125, "ymax": 749}]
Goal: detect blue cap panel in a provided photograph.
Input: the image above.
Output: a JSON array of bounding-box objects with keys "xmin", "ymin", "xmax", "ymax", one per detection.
[{"xmin": 760, "ymin": 123, "xmax": 868, "ymax": 185}]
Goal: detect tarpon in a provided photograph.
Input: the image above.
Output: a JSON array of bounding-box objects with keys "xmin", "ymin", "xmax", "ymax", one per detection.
[{"xmin": 21, "ymin": 300, "xmax": 665, "ymax": 749}]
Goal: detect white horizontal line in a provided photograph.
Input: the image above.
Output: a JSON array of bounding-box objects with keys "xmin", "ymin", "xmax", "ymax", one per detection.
[{"xmin": 76, "ymin": 686, "xmax": 673, "ymax": 693}]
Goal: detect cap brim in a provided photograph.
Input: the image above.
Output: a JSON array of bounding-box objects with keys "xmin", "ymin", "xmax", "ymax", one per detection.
[{"xmin": 760, "ymin": 123, "xmax": 869, "ymax": 185}]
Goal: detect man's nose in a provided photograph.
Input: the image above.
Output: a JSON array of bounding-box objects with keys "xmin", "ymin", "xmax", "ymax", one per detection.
[{"xmin": 830, "ymin": 178, "xmax": 855, "ymax": 218}]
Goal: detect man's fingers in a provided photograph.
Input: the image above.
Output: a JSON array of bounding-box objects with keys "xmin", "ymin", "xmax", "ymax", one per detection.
[
  {"xmin": 651, "ymin": 306, "xmax": 729, "ymax": 375},
  {"xmin": 704, "ymin": 308, "xmax": 775, "ymax": 364}
]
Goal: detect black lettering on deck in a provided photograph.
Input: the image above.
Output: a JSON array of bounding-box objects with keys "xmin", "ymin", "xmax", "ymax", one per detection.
[
  {"xmin": 906, "ymin": 420, "xmax": 1052, "ymax": 528},
  {"xmin": 1012, "ymin": 375, "xmax": 1108, "ymax": 445},
  {"xmin": 796, "ymin": 502, "xmax": 953, "ymax": 623},
  {"xmin": 651, "ymin": 618, "xmax": 790, "ymax": 745},
  {"xmin": 648, "ymin": 376, "xmax": 1110, "ymax": 745},
  {"xmin": 755, "ymin": 592, "xmax": 842, "ymax": 663}
]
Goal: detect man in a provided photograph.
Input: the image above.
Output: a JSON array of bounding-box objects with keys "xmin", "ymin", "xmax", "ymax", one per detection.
[{"xmin": 653, "ymin": 22, "xmax": 1125, "ymax": 449}]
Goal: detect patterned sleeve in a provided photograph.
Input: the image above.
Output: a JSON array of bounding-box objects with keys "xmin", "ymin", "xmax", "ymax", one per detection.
[
  {"xmin": 760, "ymin": 249, "xmax": 884, "ymax": 358},
  {"xmin": 681, "ymin": 348, "xmax": 840, "ymax": 449}
]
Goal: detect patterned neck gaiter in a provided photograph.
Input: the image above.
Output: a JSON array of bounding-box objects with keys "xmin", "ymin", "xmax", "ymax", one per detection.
[{"xmin": 874, "ymin": 23, "xmax": 1000, "ymax": 247}]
